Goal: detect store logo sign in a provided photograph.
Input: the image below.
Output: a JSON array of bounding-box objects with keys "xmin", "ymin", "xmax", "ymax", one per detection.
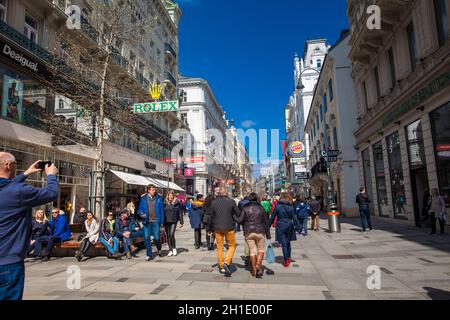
[
  {"xmin": 132, "ymin": 101, "xmax": 178, "ymax": 114},
  {"xmin": 149, "ymin": 83, "xmax": 164, "ymax": 100},
  {"xmin": 290, "ymin": 141, "xmax": 305, "ymax": 156},
  {"xmin": 2, "ymin": 44, "xmax": 38, "ymax": 72}
]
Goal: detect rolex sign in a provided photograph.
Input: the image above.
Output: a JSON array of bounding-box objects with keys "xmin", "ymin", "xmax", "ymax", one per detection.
[{"xmin": 132, "ymin": 101, "xmax": 178, "ymax": 114}]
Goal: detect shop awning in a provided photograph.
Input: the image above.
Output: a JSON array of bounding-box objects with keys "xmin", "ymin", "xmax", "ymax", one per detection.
[
  {"xmin": 109, "ymin": 170, "xmax": 185, "ymax": 192},
  {"xmin": 152, "ymin": 178, "xmax": 185, "ymax": 192},
  {"xmin": 109, "ymin": 170, "xmax": 152, "ymax": 186}
]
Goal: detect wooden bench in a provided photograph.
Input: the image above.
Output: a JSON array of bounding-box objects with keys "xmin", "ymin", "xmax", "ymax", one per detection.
[{"xmin": 51, "ymin": 224, "xmax": 145, "ymax": 257}]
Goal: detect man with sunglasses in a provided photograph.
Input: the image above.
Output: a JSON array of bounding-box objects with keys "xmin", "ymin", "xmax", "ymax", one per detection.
[{"xmin": 0, "ymin": 152, "xmax": 59, "ymax": 300}]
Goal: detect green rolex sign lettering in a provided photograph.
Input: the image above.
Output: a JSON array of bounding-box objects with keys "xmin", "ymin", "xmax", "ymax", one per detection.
[{"xmin": 132, "ymin": 100, "xmax": 178, "ymax": 114}]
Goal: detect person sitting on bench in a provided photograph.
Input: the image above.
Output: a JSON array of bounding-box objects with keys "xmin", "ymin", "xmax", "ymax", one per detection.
[
  {"xmin": 115, "ymin": 209, "xmax": 132, "ymax": 259},
  {"xmin": 75, "ymin": 211, "xmax": 99, "ymax": 262},
  {"xmin": 28, "ymin": 209, "xmax": 49, "ymax": 256},
  {"xmin": 99, "ymin": 211, "xmax": 123, "ymax": 259},
  {"xmin": 32, "ymin": 208, "xmax": 71, "ymax": 262}
]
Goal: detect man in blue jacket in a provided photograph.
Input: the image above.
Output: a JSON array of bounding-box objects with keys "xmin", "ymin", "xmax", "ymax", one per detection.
[
  {"xmin": 138, "ymin": 184, "xmax": 164, "ymax": 261},
  {"xmin": 32, "ymin": 207, "xmax": 71, "ymax": 262},
  {"xmin": 0, "ymin": 152, "xmax": 59, "ymax": 300}
]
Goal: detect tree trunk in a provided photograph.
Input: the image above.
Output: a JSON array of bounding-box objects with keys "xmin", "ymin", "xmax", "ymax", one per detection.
[{"xmin": 94, "ymin": 53, "xmax": 110, "ymax": 219}]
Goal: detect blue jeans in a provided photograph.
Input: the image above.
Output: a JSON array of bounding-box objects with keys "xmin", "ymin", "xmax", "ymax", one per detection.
[
  {"xmin": 117, "ymin": 236, "xmax": 132, "ymax": 253},
  {"xmin": 280, "ymin": 232, "xmax": 292, "ymax": 262},
  {"xmin": 299, "ymin": 217, "xmax": 308, "ymax": 235},
  {"xmin": 359, "ymin": 207, "xmax": 372, "ymax": 231},
  {"xmin": 99, "ymin": 237, "xmax": 119, "ymax": 255},
  {"xmin": 34, "ymin": 235, "xmax": 61, "ymax": 257},
  {"xmin": 143, "ymin": 222, "xmax": 161, "ymax": 257},
  {"xmin": 134, "ymin": 226, "xmax": 152, "ymax": 258},
  {"xmin": 0, "ymin": 262, "xmax": 25, "ymax": 300}
]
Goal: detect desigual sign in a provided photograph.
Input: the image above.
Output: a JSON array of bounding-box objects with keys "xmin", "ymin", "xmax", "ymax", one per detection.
[{"xmin": 290, "ymin": 141, "xmax": 305, "ymax": 156}]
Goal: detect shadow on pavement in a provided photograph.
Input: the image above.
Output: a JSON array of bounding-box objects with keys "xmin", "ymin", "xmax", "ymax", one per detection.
[
  {"xmin": 340, "ymin": 216, "xmax": 450, "ymax": 254},
  {"xmin": 423, "ymin": 287, "xmax": 450, "ymax": 300}
]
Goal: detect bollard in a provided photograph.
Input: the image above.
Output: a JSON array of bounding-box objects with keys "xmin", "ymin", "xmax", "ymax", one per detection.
[{"xmin": 327, "ymin": 203, "xmax": 341, "ymax": 233}]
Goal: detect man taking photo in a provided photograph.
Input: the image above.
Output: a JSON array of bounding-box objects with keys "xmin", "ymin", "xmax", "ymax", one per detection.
[{"xmin": 0, "ymin": 152, "xmax": 59, "ymax": 300}]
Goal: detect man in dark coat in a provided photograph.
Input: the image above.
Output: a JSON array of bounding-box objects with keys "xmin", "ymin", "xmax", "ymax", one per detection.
[
  {"xmin": 356, "ymin": 187, "xmax": 373, "ymax": 232},
  {"xmin": 208, "ymin": 187, "xmax": 241, "ymax": 277}
]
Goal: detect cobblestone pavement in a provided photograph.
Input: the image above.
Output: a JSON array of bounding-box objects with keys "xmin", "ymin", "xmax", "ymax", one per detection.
[{"xmin": 23, "ymin": 216, "xmax": 450, "ymax": 300}]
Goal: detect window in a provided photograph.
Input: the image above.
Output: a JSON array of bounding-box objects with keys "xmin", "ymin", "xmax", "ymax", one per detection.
[
  {"xmin": 407, "ymin": 22, "xmax": 417, "ymax": 72},
  {"xmin": 316, "ymin": 114, "xmax": 319, "ymax": 130},
  {"xmin": 0, "ymin": 0, "xmax": 6, "ymax": 22},
  {"xmin": 434, "ymin": 0, "xmax": 449, "ymax": 46},
  {"xmin": 430, "ymin": 102, "xmax": 450, "ymax": 207},
  {"xmin": 374, "ymin": 67, "xmax": 381, "ymax": 101},
  {"xmin": 323, "ymin": 94, "xmax": 327, "ymax": 113},
  {"xmin": 313, "ymin": 125, "xmax": 316, "ymax": 138},
  {"xmin": 372, "ymin": 141, "xmax": 388, "ymax": 216},
  {"xmin": 320, "ymin": 105, "xmax": 323, "ymax": 122},
  {"xmin": 333, "ymin": 127, "xmax": 338, "ymax": 148},
  {"xmin": 24, "ymin": 15, "xmax": 38, "ymax": 43},
  {"xmin": 387, "ymin": 131, "xmax": 406, "ymax": 217},
  {"xmin": 58, "ymin": 99, "xmax": 64, "ymax": 110},
  {"xmin": 328, "ymin": 79, "xmax": 333, "ymax": 102},
  {"xmin": 316, "ymin": 59, "xmax": 321, "ymax": 68},
  {"xmin": 362, "ymin": 81, "xmax": 369, "ymax": 111},
  {"xmin": 388, "ymin": 48, "xmax": 396, "ymax": 89}
]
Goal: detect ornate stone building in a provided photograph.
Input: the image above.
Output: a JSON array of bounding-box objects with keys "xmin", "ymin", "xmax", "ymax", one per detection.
[{"xmin": 347, "ymin": 0, "xmax": 450, "ymax": 224}]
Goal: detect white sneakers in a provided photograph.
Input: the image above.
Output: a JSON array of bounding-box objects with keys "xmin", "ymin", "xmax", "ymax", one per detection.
[
  {"xmin": 168, "ymin": 251, "xmax": 173, "ymax": 257},
  {"xmin": 173, "ymin": 249, "xmax": 178, "ymax": 256}
]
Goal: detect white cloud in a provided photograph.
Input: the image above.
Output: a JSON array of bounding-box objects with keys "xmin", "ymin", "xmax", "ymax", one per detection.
[{"xmin": 240, "ymin": 120, "xmax": 257, "ymax": 128}]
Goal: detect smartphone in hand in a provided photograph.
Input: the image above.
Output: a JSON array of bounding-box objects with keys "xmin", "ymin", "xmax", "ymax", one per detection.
[{"xmin": 35, "ymin": 161, "xmax": 52, "ymax": 170}]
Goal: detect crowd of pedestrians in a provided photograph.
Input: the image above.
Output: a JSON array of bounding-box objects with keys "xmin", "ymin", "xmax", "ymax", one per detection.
[{"xmin": 1, "ymin": 149, "xmax": 448, "ymax": 300}]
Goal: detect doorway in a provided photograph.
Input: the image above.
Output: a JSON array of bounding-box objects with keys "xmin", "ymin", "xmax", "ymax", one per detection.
[{"xmin": 410, "ymin": 168, "xmax": 429, "ymax": 227}]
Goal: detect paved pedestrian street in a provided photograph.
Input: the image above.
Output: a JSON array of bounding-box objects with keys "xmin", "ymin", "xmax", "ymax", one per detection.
[{"xmin": 23, "ymin": 217, "xmax": 450, "ymax": 300}]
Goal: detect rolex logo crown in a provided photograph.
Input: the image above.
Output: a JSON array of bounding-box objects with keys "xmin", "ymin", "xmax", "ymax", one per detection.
[{"xmin": 149, "ymin": 83, "xmax": 164, "ymax": 100}]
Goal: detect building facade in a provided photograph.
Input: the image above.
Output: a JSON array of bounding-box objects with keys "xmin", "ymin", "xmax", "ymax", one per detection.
[
  {"xmin": 306, "ymin": 30, "xmax": 360, "ymax": 216},
  {"xmin": 347, "ymin": 0, "xmax": 450, "ymax": 224},
  {"xmin": 178, "ymin": 76, "xmax": 236, "ymax": 196},
  {"xmin": 0, "ymin": 0, "xmax": 186, "ymax": 219},
  {"xmin": 285, "ymin": 40, "xmax": 328, "ymax": 190}
]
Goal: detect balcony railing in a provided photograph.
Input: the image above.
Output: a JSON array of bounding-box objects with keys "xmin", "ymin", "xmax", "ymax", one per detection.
[
  {"xmin": 80, "ymin": 16, "xmax": 99, "ymax": 43},
  {"xmin": 110, "ymin": 47, "xmax": 129, "ymax": 69},
  {"xmin": 310, "ymin": 161, "xmax": 327, "ymax": 179},
  {"xmin": 165, "ymin": 43, "xmax": 177, "ymax": 60},
  {"xmin": 0, "ymin": 20, "xmax": 53, "ymax": 63},
  {"xmin": 134, "ymin": 71, "xmax": 149, "ymax": 88},
  {"xmin": 164, "ymin": 71, "xmax": 177, "ymax": 87}
]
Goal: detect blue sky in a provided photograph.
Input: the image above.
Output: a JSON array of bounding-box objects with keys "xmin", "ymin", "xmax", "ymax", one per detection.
[{"xmin": 177, "ymin": 0, "xmax": 349, "ymax": 171}]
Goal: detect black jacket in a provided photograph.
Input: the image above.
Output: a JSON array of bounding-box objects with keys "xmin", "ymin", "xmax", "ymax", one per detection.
[
  {"xmin": 31, "ymin": 220, "xmax": 49, "ymax": 240},
  {"xmin": 235, "ymin": 202, "xmax": 270, "ymax": 237},
  {"xmin": 356, "ymin": 193, "xmax": 371, "ymax": 208},
  {"xmin": 164, "ymin": 201, "xmax": 184, "ymax": 224},
  {"xmin": 73, "ymin": 211, "xmax": 86, "ymax": 232},
  {"xmin": 209, "ymin": 196, "xmax": 241, "ymax": 232}
]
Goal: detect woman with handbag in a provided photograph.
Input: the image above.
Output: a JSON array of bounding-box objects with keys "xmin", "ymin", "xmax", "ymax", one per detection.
[
  {"xmin": 430, "ymin": 188, "xmax": 446, "ymax": 235},
  {"xmin": 164, "ymin": 191, "xmax": 184, "ymax": 257},
  {"xmin": 75, "ymin": 211, "xmax": 99, "ymax": 262},
  {"xmin": 189, "ymin": 194, "xmax": 204, "ymax": 249},
  {"xmin": 269, "ymin": 192, "xmax": 297, "ymax": 268},
  {"xmin": 235, "ymin": 193, "xmax": 271, "ymax": 278}
]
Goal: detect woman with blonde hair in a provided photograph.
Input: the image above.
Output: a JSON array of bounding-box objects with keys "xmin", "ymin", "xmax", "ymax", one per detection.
[
  {"xmin": 75, "ymin": 211, "xmax": 99, "ymax": 261},
  {"xmin": 28, "ymin": 209, "xmax": 49, "ymax": 256},
  {"xmin": 164, "ymin": 190, "xmax": 184, "ymax": 256},
  {"xmin": 269, "ymin": 192, "xmax": 297, "ymax": 267}
]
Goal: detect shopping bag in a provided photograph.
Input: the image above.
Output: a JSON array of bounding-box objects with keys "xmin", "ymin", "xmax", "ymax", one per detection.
[{"xmin": 265, "ymin": 241, "xmax": 275, "ymax": 264}]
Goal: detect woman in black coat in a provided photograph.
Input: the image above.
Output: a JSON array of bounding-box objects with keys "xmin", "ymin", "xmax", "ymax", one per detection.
[
  {"xmin": 189, "ymin": 194, "xmax": 204, "ymax": 249},
  {"xmin": 164, "ymin": 191, "xmax": 184, "ymax": 256},
  {"xmin": 269, "ymin": 193, "xmax": 297, "ymax": 268},
  {"xmin": 203, "ymin": 194, "xmax": 216, "ymax": 250}
]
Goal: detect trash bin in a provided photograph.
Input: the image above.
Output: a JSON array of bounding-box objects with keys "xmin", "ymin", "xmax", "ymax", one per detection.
[{"xmin": 327, "ymin": 203, "xmax": 341, "ymax": 233}]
